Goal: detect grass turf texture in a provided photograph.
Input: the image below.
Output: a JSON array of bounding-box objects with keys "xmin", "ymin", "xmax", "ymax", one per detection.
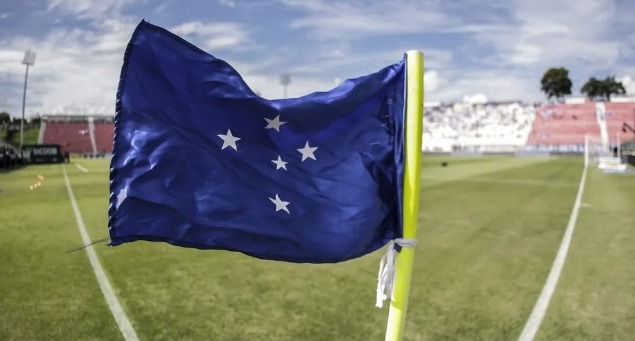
[{"xmin": 0, "ymin": 156, "xmax": 633, "ymax": 340}]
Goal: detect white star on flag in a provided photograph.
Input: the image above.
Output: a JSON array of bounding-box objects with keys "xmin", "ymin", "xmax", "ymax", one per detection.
[
  {"xmin": 264, "ymin": 115, "xmax": 287, "ymax": 132},
  {"xmin": 116, "ymin": 187, "xmax": 128, "ymax": 209},
  {"xmin": 217, "ymin": 129, "xmax": 241, "ymax": 150},
  {"xmin": 297, "ymin": 141, "xmax": 318, "ymax": 161},
  {"xmin": 271, "ymin": 155, "xmax": 288, "ymax": 170},
  {"xmin": 269, "ymin": 193, "xmax": 290, "ymax": 214}
]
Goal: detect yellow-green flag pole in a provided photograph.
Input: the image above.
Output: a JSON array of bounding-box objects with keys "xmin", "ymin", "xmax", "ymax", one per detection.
[{"xmin": 384, "ymin": 50, "xmax": 424, "ymax": 341}]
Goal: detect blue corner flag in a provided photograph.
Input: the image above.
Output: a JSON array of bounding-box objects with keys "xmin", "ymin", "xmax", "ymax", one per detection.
[{"xmin": 109, "ymin": 20, "xmax": 405, "ymax": 263}]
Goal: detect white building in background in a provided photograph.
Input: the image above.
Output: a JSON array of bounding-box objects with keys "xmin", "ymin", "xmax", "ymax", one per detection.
[
  {"xmin": 619, "ymin": 75, "xmax": 634, "ymax": 95},
  {"xmin": 610, "ymin": 96, "xmax": 635, "ymax": 103}
]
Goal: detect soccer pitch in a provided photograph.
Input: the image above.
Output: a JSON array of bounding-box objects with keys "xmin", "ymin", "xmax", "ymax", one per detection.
[{"xmin": 1, "ymin": 156, "xmax": 634, "ymax": 340}]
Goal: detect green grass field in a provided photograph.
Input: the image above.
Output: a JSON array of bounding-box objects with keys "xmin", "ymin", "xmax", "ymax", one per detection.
[
  {"xmin": 1, "ymin": 156, "xmax": 634, "ymax": 340},
  {"xmin": 5, "ymin": 126, "xmax": 40, "ymax": 145}
]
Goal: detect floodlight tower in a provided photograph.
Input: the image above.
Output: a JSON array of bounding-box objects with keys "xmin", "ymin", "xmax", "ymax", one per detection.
[
  {"xmin": 20, "ymin": 49, "xmax": 36, "ymax": 151},
  {"xmin": 280, "ymin": 73, "xmax": 291, "ymax": 98}
]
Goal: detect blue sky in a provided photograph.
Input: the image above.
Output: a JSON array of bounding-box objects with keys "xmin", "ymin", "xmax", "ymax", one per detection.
[{"xmin": 0, "ymin": 0, "xmax": 634, "ymax": 116}]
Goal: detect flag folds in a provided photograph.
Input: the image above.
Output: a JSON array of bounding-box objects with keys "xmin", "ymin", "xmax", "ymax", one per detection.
[{"xmin": 109, "ymin": 20, "xmax": 406, "ymax": 263}]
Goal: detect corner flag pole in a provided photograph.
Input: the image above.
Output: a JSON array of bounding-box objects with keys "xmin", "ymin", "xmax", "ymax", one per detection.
[{"xmin": 385, "ymin": 50, "xmax": 424, "ymax": 341}]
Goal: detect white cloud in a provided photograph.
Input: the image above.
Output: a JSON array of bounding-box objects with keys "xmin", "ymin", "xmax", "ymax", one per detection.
[
  {"xmin": 240, "ymin": 73, "xmax": 334, "ymax": 100},
  {"xmin": 287, "ymin": 50, "xmax": 401, "ymax": 75},
  {"xmin": 170, "ymin": 21, "xmax": 251, "ymax": 51},
  {"xmin": 619, "ymin": 76, "xmax": 635, "ymax": 95},
  {"xmin": 284, "ymin": 48, "xmax": 452, "ymax": 82},
  {"xmin": 154, "ymin": 2, "xmax": 171, "ymax": 14},
  {"xmin": 278, "ymin": 0, "xmax": 634, "ymax": 101},
  {"xmin": 317, "ymin": 42, "xmax": 353, "ymax": 59},
  {"xmin": 1, "ymin": 0, "xmax": 633, "ymax": 116},
  {"xmin": 0, "ymin": 50, "xmax": 25, "ymax": 68},
  {"xmin": 424, "ymin": 71, "xmax": 441, "ymax": 93},
  {"xmin": 280, "ymin": 0, "xmax": 455, "ymax": 39},
  {"xmin": 475, "ymin": 0, "xmax": 630, "ymax": 70},
  {"xmin": 0, "ymin": 18, "xmax": 137, "ymax": 116},
  {"xmin": 429, "ymin": 70, "xmax": 541, "ymax": 103},
  {"xmin": 0, "ymin": 13, "xmax": 258, "ymax": 116},
  {"xmin": 218, "ymin": 0, "xmax": 236, "ymax": 7},
  {"xmin": 46, "ymin": 0, "xmax": 138, "ymax": 19}
]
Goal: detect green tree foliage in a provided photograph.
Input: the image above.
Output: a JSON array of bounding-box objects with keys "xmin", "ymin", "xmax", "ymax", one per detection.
[
  {"xmin": 0, "ymin": 111, "xmax": 10, "ymax": 125},
  {"xmin": 541, "ymin": 67, "xmax": 573, "ymax": 100},
  {"xmin": 581, "ymin": 76, "xmax": 626, "ymax": 101}
]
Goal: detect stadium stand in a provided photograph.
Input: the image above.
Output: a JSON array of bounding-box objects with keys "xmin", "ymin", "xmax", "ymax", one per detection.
[
  {"xmin": 93, "ymin": 120, "xmax": 115, "ymax": 154},
  {"xmin": 421, "ymin": 99, "xmax": 634, "ymax": 154},
  {"xmin": 27, "ymin": 100, "xmax": 635, "ymax": 158},
  {"xmin": 524, "ymin": 102, "xmax": 600, "ymax": 151},
  {"xmin": 605, "ymin": 102, "xmax": 635, "ymax": 143},
  {"xmin": 423, "ymin": 102, "xmax": 536, "ymax": 152},
  {"xmin": 42, "ymin": 120, "xmax": 92, "ymax": 154},
  {"xmin": 39, "ymin": 115, "xmax": 114, "ymax": 155},
  {"xmin": 523, "ymin": 102, "xmax": 635, "ymax": 152}
]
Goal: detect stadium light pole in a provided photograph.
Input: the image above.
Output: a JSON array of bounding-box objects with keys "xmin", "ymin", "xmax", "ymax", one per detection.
[
  {"xmin": 20, "ymin": 49, "xmax": 36, "ymax": 151},
  {"xmin": 280, "ymin": 73, "xmax": 290, "ymax": 98}
]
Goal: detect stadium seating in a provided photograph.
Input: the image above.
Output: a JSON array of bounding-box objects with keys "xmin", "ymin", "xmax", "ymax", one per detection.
[
  {"xmin": 33, "ymin": 101, "xmax": 635, "ymax": 156},
  {"xmin": 604, "ymin": 102, "xmax": 635, "ymax": 144},
  {"xmin": 42, "ymin": 121, "xmax": 92, "ymax": 154},
  {"xmin": 423, "ymin": 102, "xmax": 536, "ymax": 152},
  {"xmin": 94, "ymin": 121, "xmax": 114, "ymax": 154},
  {"xmin": 525, "ymin": 102, "xmax": 600, "ymax": 147}
]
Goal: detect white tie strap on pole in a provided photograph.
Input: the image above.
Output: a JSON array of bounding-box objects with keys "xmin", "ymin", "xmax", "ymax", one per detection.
[{"xmin": 376, "ymin": 238, "xmax": 418, "ymax": 308}]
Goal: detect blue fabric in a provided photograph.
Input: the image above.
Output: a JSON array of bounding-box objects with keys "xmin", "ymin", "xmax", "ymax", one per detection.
[{"xmin": 109, "ymin": 20, "xmax": 405, "ymax": 263}]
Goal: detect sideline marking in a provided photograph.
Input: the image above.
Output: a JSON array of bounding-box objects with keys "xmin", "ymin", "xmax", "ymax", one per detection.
[
  {"xmin": 62, "ymin": 166, "xmax": 139, "ymax": 341},
  {"xmin": 518, "ymin": 163, "xmax": 588, "ymax": 341},
  {"xmin": 75, "ymin": 164, "xmax": 88, "ymax": 173}
]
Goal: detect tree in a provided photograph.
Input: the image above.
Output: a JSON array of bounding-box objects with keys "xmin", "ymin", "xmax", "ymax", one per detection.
[
  {"xmin": 580, "ymin": 77, "xmax": 602, "ymax": 100},
  {"xmin": 541, "ymin": 67, "xmax": 573, "ymax": 100},
  {"xmin": 581, "ymin": 76, "xmax": 626, "ymax": 101},
  {"xmin": 0, "ymin": 111, "xmax": 10, "ymax": 125},
  {"xmin": 604, "ymin": 76, "xmax": 626, "ymax": 100}
]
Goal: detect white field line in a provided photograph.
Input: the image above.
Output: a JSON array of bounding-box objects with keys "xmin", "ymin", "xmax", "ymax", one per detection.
[
  {"xmin": 75, "ymin": 164, "xmax": 88, "ymax": 173},
  {"xmin": 421, "ymin": 175, "xmax": 577, "ymax": 187},
  {"xmin": 62, "ymin": 166, "xmax": 139, "ymax": 341},
  {"xmin": 517, "ymin": 163, "xmax": 588, "ymax": 341}
]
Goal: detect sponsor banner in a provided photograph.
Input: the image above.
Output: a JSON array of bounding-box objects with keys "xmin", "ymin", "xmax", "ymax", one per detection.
[{"xmin": 22, "ymin": 144, "xmax": 64, "ymax": 164}]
